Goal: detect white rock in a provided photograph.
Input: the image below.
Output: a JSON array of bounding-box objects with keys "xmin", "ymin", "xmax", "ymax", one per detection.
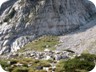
[
  {"xmin": 15, "ymin": 63, "xmax": 23, "ymax": 66},
  {"xmin": 3, "ymin": 40, "xmax": 9, "ymax": 46},
  {"xmin": 44, "ymin": 49, "xmax": 50, "ymax": 52},
  {"xmin": 0, "ymin": 65, "xmax": 7, "ymax": 72},
  {"xmin": 43, "ymin": 67, "xmax": 49, "ymax": 72},
  {"xmin": 45, "ymin": 55, "xmax": 51, "ymax": 60}
]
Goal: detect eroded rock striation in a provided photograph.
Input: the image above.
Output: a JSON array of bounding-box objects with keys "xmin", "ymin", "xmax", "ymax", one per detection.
[{"xmin": 0, "ymin": 0, "xmax": 96, "ymax": 54}]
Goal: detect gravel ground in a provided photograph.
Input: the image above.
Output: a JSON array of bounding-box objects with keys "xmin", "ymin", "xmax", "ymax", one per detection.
[{"xmin": 57, "ymin": 17, "xmax": 96, "ymax": 54}]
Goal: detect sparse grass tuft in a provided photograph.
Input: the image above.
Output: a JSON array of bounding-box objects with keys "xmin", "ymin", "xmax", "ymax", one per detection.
[{"xmin": 12, "ymin": 67, "xmax": 28, "ymax": 72}]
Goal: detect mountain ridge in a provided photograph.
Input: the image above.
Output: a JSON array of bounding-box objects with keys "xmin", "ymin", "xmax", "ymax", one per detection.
[{"xmin": 0, "ymin": 0, "xmax": 96, "ymax": 54}]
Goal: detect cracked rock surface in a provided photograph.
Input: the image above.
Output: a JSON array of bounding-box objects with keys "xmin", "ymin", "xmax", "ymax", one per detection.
[{"xmin": 0, "ymin": 0, "xmax": 96, "ymax": 54}]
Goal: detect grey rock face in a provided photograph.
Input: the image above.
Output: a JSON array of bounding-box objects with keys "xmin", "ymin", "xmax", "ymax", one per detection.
[
  {"xmin": 0, "ymin": 0, "xmax": 96, "ymax": 54},
  {"xmin": 0, "ymin": 0, "xmax": 17, "ymax": 15}
]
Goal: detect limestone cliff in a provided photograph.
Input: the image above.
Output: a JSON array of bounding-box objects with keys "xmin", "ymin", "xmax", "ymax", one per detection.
[{"xmin": 0, "ymin": 0, "xmax": 96, "ymax": 54}]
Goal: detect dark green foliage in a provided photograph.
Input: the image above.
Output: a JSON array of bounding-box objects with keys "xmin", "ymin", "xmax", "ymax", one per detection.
[
  {"xmin": 56, "ymin": 53, "xmax": 96, "ymax": 72},
  {"xmin": 0, "ymin": 60, "xmax": 10, "ymax": 70},
  {"xmin": 79, "ymin": 53, "xmax": 96, "ymax": 62},
  {"xmin": 64, "ymin": 58, "xmax": 94, "ymax": 72},
  {"xmin": 10, "ymin": 59, "xmax": 18, "ymax": 65}
]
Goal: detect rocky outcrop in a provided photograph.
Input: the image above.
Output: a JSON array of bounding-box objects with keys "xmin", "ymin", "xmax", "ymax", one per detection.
[
  {"xmin": 0, "ymin": 0, "xmax": 96, "ymax": 54},
  {"xmin": 0, "ymin": 0, "xmax": 17, "ymax": 15},
  {"xmin": 57, "ymin": 16, "xmax": 96, "ymax": 54}
]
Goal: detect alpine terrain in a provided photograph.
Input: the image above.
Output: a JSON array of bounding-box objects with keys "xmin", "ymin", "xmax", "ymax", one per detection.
[
  {"xmin": 0, "ymin": 0, "xmax": 96, "ymax": 72},
  {"xmin": 0, "ymin": 0, "xmax": 96, "ymax": 54}
]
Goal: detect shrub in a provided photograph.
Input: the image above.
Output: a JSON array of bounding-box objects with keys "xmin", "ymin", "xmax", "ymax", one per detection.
[
  {"xmin": 0, "ymin": 60, "xmax": 9, "ymax": 70},
  {"xmin": 64, "ymin": 58, "xmax": 94, "ymax": 72},
  {"xmin": 12, "ymin": 67, "xmax": 28, "ymax": 72},
  {"xmin": 10, "ymin": 59, "xmax": 18, "ymax": 65},
  {"xmin": 56, "ymin": 53, "xmax": 96, "ymax": 72},
  {"xmin": 79, "ymin": 53, "xmax": 96, "ymax": 62}
]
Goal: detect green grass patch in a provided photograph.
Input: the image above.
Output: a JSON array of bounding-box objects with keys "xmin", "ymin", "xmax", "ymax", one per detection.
[
  {"xmin": 18, "ymin": 35, "xmax": 59, "ymax": 52},
  {"xmin": 0, "ymin": 57, "xmax": 51, "ymax": 72},
  {"xmin": 55, "ymin": 60, "xmax": 66, "ymax": 72}
]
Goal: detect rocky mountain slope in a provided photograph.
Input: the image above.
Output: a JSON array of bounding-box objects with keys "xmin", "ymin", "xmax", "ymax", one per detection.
[
  {"xmin": 0, "ymin": 0, "xmax": 96, "ymax": 54},
  {"xmin": 57, "ymin": 15, "xmax": 96, "ymax": 54}
]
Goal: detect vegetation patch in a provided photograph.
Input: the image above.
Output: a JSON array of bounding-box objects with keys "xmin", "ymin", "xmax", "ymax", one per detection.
[
  {"xmin": 0, "ymin": 57, "xmax": 51, "ymax": 72},
  {"xmin": 55, "ymin": 53, "xmax": 96, "ymax": 72},
  {"xmin": 18, "ymin": 35, "xmax": 59, "ymax": 52},
  {"xmin": 0, "ymin": 53, "xmax": 96, "ymax": 72}
]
